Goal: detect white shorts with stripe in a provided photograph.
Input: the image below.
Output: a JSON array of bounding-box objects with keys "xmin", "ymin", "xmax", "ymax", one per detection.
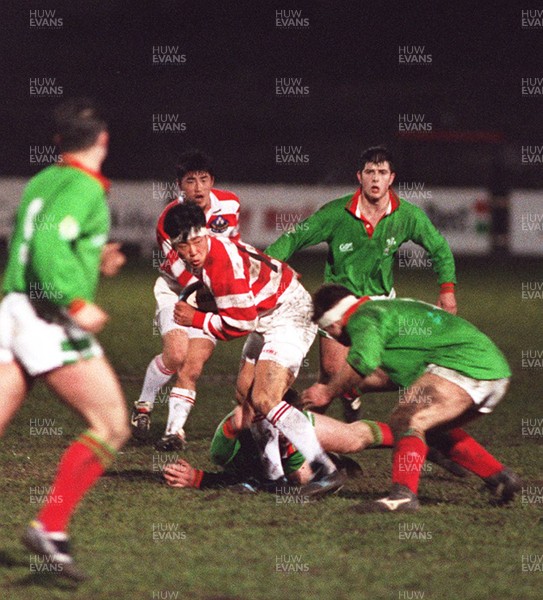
[
  {"xmin": 241, "ymin": 278, "xmax": 317, "ymax": 377},
  {"xmin": 0, "ymin": 293, "xmax": 103, "ymax": 376}
]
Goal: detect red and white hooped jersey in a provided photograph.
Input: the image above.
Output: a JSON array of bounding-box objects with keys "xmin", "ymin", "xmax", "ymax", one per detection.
[
  {"xmin": 191, "ymin": 237, "xmax": 295, "ymax": 341},
  {"xmin": 156, "ymin": 188, "xmax": 240, "ymax": 288}
]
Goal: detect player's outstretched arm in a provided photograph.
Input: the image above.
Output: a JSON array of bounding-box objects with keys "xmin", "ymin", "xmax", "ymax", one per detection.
[
  {"xmin": 302, "ymin": 362, "xmax": 364, "ymax": 408},
  {"xmin": 409, "ymin": 206, "xmax": 457, "ymax": 314}
]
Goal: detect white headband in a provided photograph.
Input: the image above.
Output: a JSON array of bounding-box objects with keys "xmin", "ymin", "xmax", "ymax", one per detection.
[
  {"xmin": 171, "ymin": 226, "xmax": 207, "ymax": 246},
  {"xmin": 317, "ymin": 295, "xmax": 360, "ymax": 328}
]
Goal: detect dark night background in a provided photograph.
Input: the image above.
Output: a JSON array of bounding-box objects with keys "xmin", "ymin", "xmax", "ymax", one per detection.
[{"xmin": 1, "ymin": 1, "xmax": 542, "ymax": 190}]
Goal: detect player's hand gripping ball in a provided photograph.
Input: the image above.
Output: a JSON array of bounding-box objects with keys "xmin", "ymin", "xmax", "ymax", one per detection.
[{"xmin": 180, "ymin": 281, "xmax": 218, "ymax": 313}]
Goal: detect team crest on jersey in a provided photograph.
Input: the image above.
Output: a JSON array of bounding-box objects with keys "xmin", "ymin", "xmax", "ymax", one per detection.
[{"xmin": 209, "ymin": 215, "xmax": 229, "ymax": 234}]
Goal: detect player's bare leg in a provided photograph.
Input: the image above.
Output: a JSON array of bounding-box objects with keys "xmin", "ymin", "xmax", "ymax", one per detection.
[
  {"xmin": 45, "ymin": 356, "xmax": 129, "ymax": 448},
  {"xmin": 312, "ymin": 413, "xmax": 389, "ymax": 453},
  {"xmin": 252, "ymin": 359, "xmax": 346, "ymax": 495},
  {"xmin": 318, "ymin": 335, "xmax": 349, "ymax": 385},
  {"xmin": 23, "ymin": 356, "xmax": 129, "ymax": 580},
  {"xmin": 235, "ymin": 358, "xmax": 256, "ymax": 426},
  {"xmin": 156, "ymin": 337, "xmax": 215, "ymax": 451},
  {"xmin": 375, "ymin": 373, "xmax": 518, "ymax": 511},
  {"xmin": 0, "ymin": 361, "xmax": 30, "ymax": 437}
]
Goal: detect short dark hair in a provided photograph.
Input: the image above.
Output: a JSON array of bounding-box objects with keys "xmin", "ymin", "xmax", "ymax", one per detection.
[
  {"xmin": 311, "ymin": 284, "xmax": 353, "ymax": 323},
  {"xmin": 53, "ymin": 98, "xmax": 107, "ymax": 152},
  {"xmin": 359, "ymin": 146, "xmax": 395, "ymax": 173},
  {"xmin": 176, "ymin": 150, "xmax": 215, "ymax": 181},
  {"xmin": 163, "ymin": 201, "xmax": 207, "ymax": 244}
]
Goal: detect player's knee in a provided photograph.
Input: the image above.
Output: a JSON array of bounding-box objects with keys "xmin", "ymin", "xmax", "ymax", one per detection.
[
  {"xmin": 95, "ymin": 419, "xmax": 130, "ymax": 450},
  {"xmin": 162, "ymin": 346, "xmax": 187, "ymax": 371},
  {"xmin": 251, "ymin": 392, "xmax": 277, "ymax": 416}
]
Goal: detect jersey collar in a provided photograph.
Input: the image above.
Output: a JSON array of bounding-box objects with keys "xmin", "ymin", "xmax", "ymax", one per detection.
[
  {"xmin": 346, "ymin": 188, "xmax": 400, "ymax": 236},
  {"xmin": 59, "ymin": 157, "xmax": 111, "ymax": 192},
  {"xmin": 341, "ymin": 296, "xmax": 371, "ymax": 327},
  {"xmin": 208, "ymin": 189, "xmax": 221, "ymax": 215}
]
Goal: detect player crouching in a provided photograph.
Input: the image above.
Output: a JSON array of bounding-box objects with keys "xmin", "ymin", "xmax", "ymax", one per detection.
[{"xmin": 302, "ymin": 284, "xmax": 522, "ymax": 512}]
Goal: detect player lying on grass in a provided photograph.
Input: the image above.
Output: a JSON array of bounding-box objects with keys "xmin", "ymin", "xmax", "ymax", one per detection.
[
  {"xmin": 0, "ymin": 99, "xmax": 130, "ymax": 580},
  {"xmin": 164, "ymin": 401, "xmax": 506, "ymax": 496},
  {"xmin": 163, "ymin": 402, "xmax": 391, "ymax": 490},
  {"xmin": 131, "ymin": 150, "xmax": 241, "ymax": 451},
  {"xmin": 265, "ymin": 146, "xmax": 457, "ymax": 422},
  {"xmin": 302, "ymin": 284, "xmax": 522, "ymax": 512},
  {"xmin": 167, "ymin": 202, "xmax": 345, "ymax": 497}
]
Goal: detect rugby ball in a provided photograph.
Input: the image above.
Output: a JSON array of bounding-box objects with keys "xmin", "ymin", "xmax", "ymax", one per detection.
[{"xmin": 180, "ymin": 282, "xmax": 218, "ymax": 313}]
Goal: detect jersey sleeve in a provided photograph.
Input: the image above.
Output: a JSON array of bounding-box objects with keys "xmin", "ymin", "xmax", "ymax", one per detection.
[
  {"xmin": 209, "ymin": 411, "xmax": 242, "ymax": 467},
  {"xmin": 408, "ymin": 205, "xmax": 457, "ymax": 285},
  {"xmin": 265, "ymin": 201, "xmax": 333, "ymax": 261},
  {"xmin": 30, "ymin": 183, "xmax": 108, "ymax": 306},
  {"xmin": 345, "ymin": 318, "xmax": 385, "ymax": 377}
]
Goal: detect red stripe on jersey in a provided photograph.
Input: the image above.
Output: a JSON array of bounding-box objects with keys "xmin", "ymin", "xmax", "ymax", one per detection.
[{"xmin": 194, "ymin": 237, "xmax": 296, "ymax": 340}]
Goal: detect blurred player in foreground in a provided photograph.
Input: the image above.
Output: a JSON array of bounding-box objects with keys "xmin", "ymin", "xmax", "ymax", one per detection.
[
  {"xmin": 0, "ymin": 99, "xmax": 129, "ymax": 579},
  {"xmin": 168, "ymin": 202, "xmax": 345, "ymax": 496},
  {"xmin": 266, "ymin": 146, "xmax": 457, "ymax": 421},
  {"xmin": 302, "ymin": 284, "xmax": 522, "ymax": 512},
  {"xmin": 131, "ymin": 151, "xmax": 240, "ymax": 451},
  {"xmin": 163, "ymin": 402, "xmax": 390, "ymax": 490}
]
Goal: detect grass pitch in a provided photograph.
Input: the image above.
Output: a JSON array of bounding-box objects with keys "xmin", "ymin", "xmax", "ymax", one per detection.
[{"xmin": 0, "ymin": 255, "xmax": 542, "ymax": 600}]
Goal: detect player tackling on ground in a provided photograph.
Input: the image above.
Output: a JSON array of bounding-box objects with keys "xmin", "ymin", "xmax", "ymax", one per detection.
[
  {"xmin": 167, "ymin": 202, "xmax": 346, "ymax": 495},
  {"xmin": 163, "ymin": 402, "xmax": 391, "ymax": 490},
  {"xmin": 0, "ymin": 99, "xmax": 130, "ymax": 579},
  {"xmin": 302, "ymin": 284, "xmax": 522, "ymax": 511},
  {"xmin": 131, "ymin": 151, "xmax": 240, "ymax": 450},
  {"xmin": 266, "ymin": 146, "xmax": 457, "ymax": 421}
]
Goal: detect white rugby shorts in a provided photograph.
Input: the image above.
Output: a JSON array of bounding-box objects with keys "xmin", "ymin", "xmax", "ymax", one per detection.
[
  {"xmin": 153, "ymin": 275, "xmax": 216, "ymax": 344},
  {"xmin": 241, "ymin": 278, "xmax": 317, "ymax": 377},
  {"xmin": 0, "ymin": 293, "xmax": 103, "ymax": 376},
  {"xmin": 425, "ymin": 363, "xmax": 510, "ymax": 414}
]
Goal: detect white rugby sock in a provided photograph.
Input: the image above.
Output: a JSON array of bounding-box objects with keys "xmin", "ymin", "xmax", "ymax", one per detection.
[
  {"xmin": 267, "ymin": 401, "xmax": 335, "ymax": 475},
  {"xmin": 165, "ymin": 388, "xmax": 196, "ymax": 435},
  {"xmin": 250, "ymin": 416, "xmax": 285, "ymax": 481},
  {"xmin": 137, "ymin": 354, "xmax": 175, "ymax": 408}
]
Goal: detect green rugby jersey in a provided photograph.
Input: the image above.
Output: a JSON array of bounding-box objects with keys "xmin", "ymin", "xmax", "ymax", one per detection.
[
  {"xmin": 344, "ymin": 299, "xmax": 511, "ymax": 387},
  {"xmin": 3, "ymin": 161, "xmax": 110, "ymax": 307},
  {"xmin": 265, "ymin": 189, "xmax": 456, "ymax": 296}
]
